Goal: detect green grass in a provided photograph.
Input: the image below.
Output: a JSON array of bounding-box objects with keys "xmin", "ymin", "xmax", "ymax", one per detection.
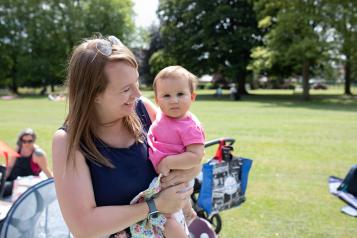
[{"xmin": 1, "ymin": 89, "xmax": 357, "ymax": 237}]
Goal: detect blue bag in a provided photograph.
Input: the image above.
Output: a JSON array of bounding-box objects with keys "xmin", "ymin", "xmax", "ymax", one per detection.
[{"xmin": 198, "ymin": 155, "xmax": 252, "ymax": 216}]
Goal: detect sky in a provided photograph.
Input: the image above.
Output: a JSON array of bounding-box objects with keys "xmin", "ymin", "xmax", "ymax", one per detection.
[{"xmin": 133, "ymin": 0, "xmax": 159, "ymax": 28}]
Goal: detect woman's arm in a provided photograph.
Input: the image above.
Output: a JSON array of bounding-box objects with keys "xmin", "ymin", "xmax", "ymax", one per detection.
[
  {"xmin": 52, "ymin": 130, "xmax": 190, "ymax": 238},
  {"xmin": 32, "ymin": 148, "xmax": 53, "ymax": 178}
]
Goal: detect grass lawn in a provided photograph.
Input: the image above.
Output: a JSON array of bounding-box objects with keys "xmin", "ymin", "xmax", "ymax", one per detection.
[{"xmin": 0, "ymin": 88, "xmax": 356, "ymax": 237}]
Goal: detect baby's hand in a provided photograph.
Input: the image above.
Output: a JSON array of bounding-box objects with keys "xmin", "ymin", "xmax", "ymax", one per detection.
[{"xmin": 158, "ymin": 160, "xmax": 170, "ymax": 176}]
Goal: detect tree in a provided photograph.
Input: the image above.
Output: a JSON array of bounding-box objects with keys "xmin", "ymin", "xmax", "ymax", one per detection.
[
  {"xmin": 0, "ymin": 0, "xmax": 30, "ymax": 93},
  {"xmin": 149, "ymin": 49, "xmax": 177, "ymax": 77},
  {"xmin": 82, "ymin": 0, "xmax": 135, "ymax": 42},
  {"xmin": 323, "ymin": 0, "xmax": 357, "ymax": 95},
  {"xmin": 252, "ymin": 0, "xmax": 328, "ymax": 100},
  {"xmin": 0, "ymin": 0, "xmax": 135, "ymax": 93},
  {"xmin": 157, "ymin": 0, "xmax": 261, "ymax": 96},
  {"xmin": 144, "ymin": 25, "xmax": 167, "ymax": 85}
]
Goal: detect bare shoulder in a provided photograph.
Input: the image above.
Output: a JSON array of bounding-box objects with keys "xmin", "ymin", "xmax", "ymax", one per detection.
[
  {"xmin": 33, "ymin": 146, "xmax": 46, "ymax": 157},
  {"xmin": 53, "ymin": 128, "xmax": 67, "ymax": 138},
  {"xmin": 52, "ymin": 129, "xmax": 68, "ymax": 163},
  {"xmin": 53, "ymin": 129, "xmax": 67, "ymax": 145}
]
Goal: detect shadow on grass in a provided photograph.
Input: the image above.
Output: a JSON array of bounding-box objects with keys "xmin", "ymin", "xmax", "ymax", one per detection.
[
  {"xmin": 0, "ymin": 94, "xmax": 47, "ymax": 101},
  {"xmin": 196, "ymin": 93, "xmax": 357, "ymax": 112},
  {"xmin": 17, "ymin": 94, "xmax": 48, "ymax": 99},
  {"xmin": 1, "ymin": 94, "xmax": 64, "ymax": 102},
  {"xmin": 7, "ymin": 92, "xmax": 357, "ymax": 113}
]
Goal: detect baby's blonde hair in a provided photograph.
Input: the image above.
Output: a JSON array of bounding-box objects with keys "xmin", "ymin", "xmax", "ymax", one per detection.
[{"xmin": 153, "ymin": 65, "xmax": 198, "ymax": 95}]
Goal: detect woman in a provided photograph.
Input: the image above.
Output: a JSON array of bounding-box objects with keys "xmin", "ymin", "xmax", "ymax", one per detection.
[
  {"xmin": 52, "ymin": 35, "xmax": 200, "ymax": 238},
  {"xmin": 6, "ymin": 128, "xmax": 53, "ymax": 181}
]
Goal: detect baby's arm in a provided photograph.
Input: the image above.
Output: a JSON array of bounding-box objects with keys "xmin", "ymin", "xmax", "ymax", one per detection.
[{"xmin": 158, "ymin": 144, "xmax": 204, "ymax": 175}]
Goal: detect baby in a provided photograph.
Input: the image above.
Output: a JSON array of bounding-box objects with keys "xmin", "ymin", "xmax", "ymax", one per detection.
[{"xmin": 148, "ymin": 65, "xmax": 205, "ymax": 237}]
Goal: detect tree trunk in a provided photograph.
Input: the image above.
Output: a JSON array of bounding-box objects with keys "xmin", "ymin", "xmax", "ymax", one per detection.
[
  {"xmin": 10, "ymin": 63, "xmax": 18, "ymax": 94},
  {"xmin": 302, "ymin": 60, "xmax": 310, "ymax": 101},
  {"xmin": 344, "ymin": 55, "xmax": 352, "ymax": 95},
  {"xmin": 237, "ymin": 71, "xmax": 248, "ymax": 96},
  {"xmin": 40, "ymin": 84, "xmax": 47, "ymax": 95}
]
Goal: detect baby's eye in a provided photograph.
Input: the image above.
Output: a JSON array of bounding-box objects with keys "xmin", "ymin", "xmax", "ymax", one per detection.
[
  {"xmin": 122, "ymin": 88, "xmax": 130, "ymax": 93},
  {"xmin": 177, "ymin": 92, "xmax": 185, "ymax": 97},
  {"xmin": 163, "ymin": 94, "xmax": 170, "ymax": 98}
]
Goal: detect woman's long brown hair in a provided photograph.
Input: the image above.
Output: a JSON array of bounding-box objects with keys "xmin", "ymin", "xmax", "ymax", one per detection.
[{"xmin": 64, "ymin": 36, "xmax": 142, "ymax": 168}]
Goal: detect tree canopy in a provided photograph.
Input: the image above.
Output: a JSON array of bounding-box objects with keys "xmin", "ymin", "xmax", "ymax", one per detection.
[
  {"xmin": 0, "ymin": 0, "xmax": 135, "ymax": 93},
  {"xmin": 156, "ymin": 0, "xmax": 261, "ymax": 95},
  {"xmin": 322, "ymin": 0, "xmax": 357, "ymax": 95},
  {"xmin": 250, "ymin": 0, "xmax": 357, "ymax": 99},
  {"xmin": 1, "ymin": 0, "xmax": 356, "ymax": 99}
]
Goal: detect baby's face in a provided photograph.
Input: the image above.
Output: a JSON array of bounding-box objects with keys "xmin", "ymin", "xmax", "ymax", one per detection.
[{"xmin": 155, "ymin": 77, "xmax": 195, "ymax": 119}]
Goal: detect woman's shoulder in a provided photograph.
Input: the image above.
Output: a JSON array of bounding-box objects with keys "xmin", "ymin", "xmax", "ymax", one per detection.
[
  {"xmin": 33, "ymin": 146, "xmax": 46, "ymax": 156},
  {"xmin": 52, "ymin": 128, "xmax": 87, "ymax": 170},
  {"xmin": 52, "ymin": 129, "xmax": 68, "ymax": 156},
  {"xmin": 53, "ymin": 128, "xmax": 68, "ymax": 140}
]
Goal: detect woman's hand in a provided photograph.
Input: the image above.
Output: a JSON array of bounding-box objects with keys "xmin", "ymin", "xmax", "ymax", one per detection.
[
  {"xmin": 155, "ymin": 183, "xmax": 192, "ymax": 214},
  {"xmin": 160, "ymin": 164, "xmax": 201, "ymax": 189}
]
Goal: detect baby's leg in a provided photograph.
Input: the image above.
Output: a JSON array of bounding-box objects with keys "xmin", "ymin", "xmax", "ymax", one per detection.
[
  {"xmin": 163, "ymin": 216, "xmax": 188, "ymax": 238},
  {"xmin": 182, "ymin": 199, "xmax": 197, "ymax": 225},
  {"xmin": 113, "ymin": 230, "xmax": 128, "ymax": 238}
]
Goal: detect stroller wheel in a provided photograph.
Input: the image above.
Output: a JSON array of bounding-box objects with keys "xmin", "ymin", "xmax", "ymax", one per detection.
[{"xmin": 208, "ymin": 214, "xmax": 222, "ymax": 234}]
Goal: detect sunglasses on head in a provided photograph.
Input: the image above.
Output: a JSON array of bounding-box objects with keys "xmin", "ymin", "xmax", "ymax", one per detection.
[
  {"xmin": 22, "ymin": 139, "xmax": 34, "ymax": 144},
  {"xmin": 96, "ymin": 35, "xmax": 123, "ymax": 56}
]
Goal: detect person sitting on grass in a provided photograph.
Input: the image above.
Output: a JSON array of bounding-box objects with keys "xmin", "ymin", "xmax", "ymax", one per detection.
[{"xmin": 6, "ymin": 128, "xmax": 53, "ymax": 182}]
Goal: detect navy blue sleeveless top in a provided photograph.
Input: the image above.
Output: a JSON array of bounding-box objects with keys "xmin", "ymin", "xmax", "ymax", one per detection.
[{"xmin": 85, "ymin": 99, "xmax": 157, "ymax": 206}]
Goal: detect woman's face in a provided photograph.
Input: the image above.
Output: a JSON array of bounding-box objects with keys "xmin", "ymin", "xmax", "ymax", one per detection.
[
  {"xmin": 95, "ymin": 61, "xmax": 141, "ymax": 124},
  {"xmin": 21, "ymin": 135, "xmax": 35, "ymax": 150}
]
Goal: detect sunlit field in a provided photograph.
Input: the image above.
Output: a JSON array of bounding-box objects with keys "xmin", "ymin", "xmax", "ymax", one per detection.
[{"xmin": 0, "ymin": 88, "xmax": 356, "ymax": 237}]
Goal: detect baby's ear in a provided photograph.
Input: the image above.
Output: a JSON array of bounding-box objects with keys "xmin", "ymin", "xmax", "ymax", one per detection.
[{"xmin": 191, "ymin": 93, "xmax": 197, "ymax": 101}]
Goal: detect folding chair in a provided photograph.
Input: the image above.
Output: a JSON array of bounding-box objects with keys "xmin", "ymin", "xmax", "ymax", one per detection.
[{"xmin": 0, "ymin": 178, "xmax": 72, "ymax": 237}]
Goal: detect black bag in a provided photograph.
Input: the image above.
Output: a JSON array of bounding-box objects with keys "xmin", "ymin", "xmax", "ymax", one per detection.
[{"xmin": 338, "ymin": 164, "xmax": 357, "ymax": 197}]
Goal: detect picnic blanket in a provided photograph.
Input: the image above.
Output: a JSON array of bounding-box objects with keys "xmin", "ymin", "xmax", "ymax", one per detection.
[{"xmin": 328, "ymin": 176, "xmax": 357, "ymax": 217}]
